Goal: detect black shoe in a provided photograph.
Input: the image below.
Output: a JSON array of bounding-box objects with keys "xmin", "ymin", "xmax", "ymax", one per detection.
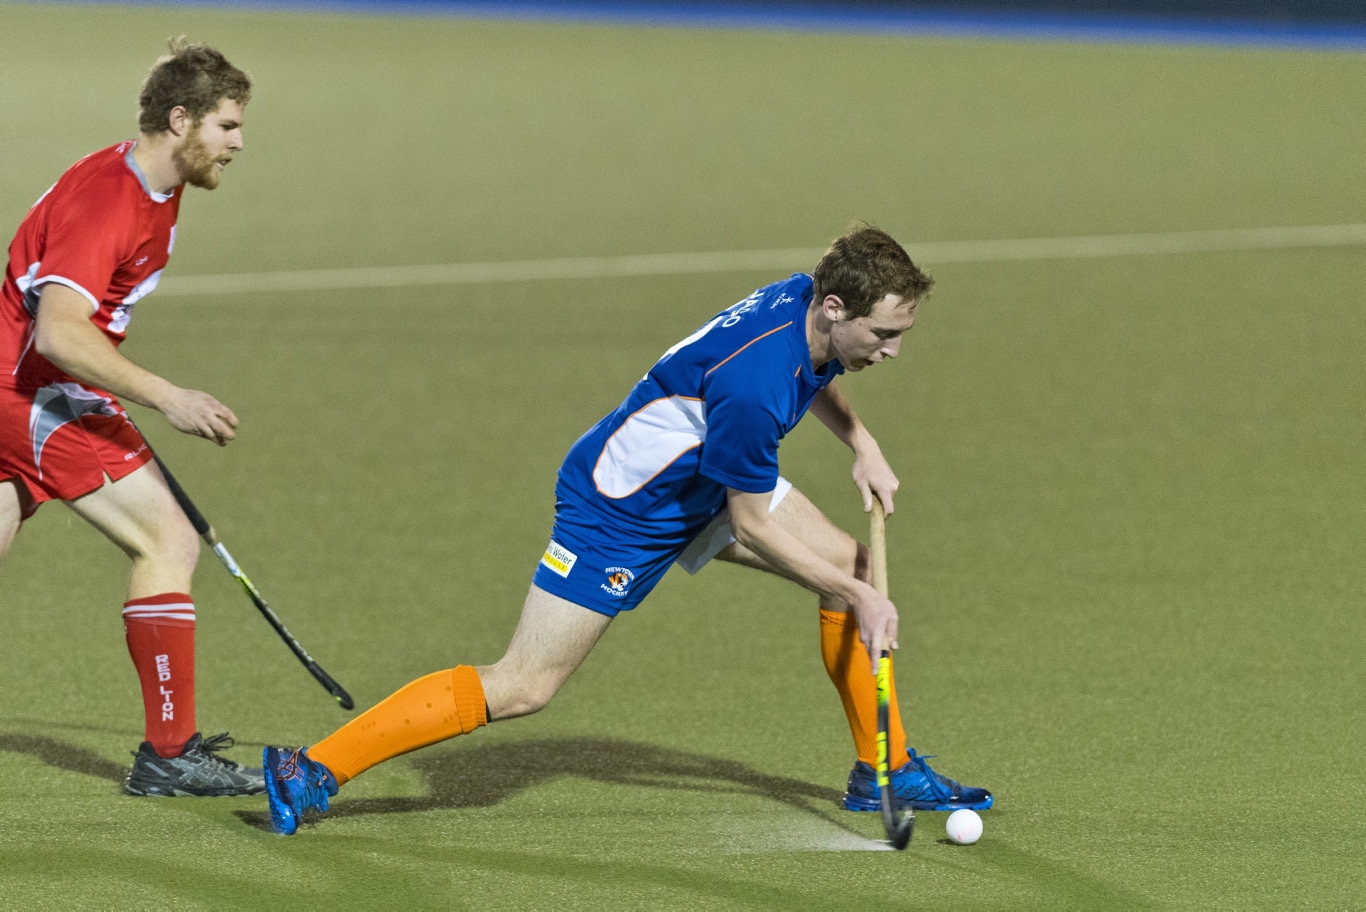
[{"xmin": 123, "ymin": 732, "xmax": 266, "ymax": 797}]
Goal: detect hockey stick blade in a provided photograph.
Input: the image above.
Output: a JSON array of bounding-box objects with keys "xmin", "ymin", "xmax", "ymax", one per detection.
[{"xmin": 877, "ymin": 651, "xmax": 914, "ymax": 849}]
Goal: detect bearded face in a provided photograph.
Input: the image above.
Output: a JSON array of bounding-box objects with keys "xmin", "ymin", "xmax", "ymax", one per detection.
[
  {"xmin": 173, "ymin": 126, "xmax": 222, "ymax": 189},
  {"xmin": 171, "ymin": 98, "xmax": 244, "ymax": 190}
]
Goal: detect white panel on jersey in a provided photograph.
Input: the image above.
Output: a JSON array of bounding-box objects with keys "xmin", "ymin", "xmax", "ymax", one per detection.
[
  {"xmin": 109, "ymin": 268, "xmax": 164, "ymax": 332},
  {"xmin": 17, "ymin": 263, "xmax": 100, "ymax": 314},
  {"xmin": 592, "ymin": 396, "xmax": 707, "ymax": 499}
]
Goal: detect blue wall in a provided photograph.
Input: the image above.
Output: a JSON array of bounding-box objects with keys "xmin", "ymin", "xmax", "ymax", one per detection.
[
  {"xmin": 370, "ymin": 0, "xmax": 1365, "ymax": 26},
  {"xmin": 40, "ymin": 1, "xmax": 1366, "ymax": 47}
]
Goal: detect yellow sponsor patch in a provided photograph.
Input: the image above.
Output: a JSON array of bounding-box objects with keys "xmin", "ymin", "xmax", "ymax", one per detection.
[{"xmin": 540, "ymin": 540, "xmax": 578, "ymax": 578}]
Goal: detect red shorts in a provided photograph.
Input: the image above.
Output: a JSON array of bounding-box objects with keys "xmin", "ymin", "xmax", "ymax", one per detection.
[{"xmin": 0, "ymin": 380, "xmax": 153, "ymax": 518}]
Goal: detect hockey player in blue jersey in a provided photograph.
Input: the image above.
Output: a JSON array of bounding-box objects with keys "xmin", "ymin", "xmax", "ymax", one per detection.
[{"xmin": 261, "ymin": 224, "xmax": 992, "ymax": 835}]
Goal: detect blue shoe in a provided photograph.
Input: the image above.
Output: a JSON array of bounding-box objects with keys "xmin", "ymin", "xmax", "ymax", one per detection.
[
  {"xmin": 843, "ymin": 748, "xmax": 993, "ymax": 812},
  {"xmin": 263, "ymin": 746, "xmax": 339, "ymax": 835}
]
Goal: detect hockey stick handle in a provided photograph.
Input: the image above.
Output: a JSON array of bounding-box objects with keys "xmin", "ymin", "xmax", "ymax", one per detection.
[
  {"xmin": 869, "ymin": 500, "xmax": 888, "ymax": 598},
  {"xmin": 151, "ymin": 453, "xmax": 355, "ymax": 710},
  {"xmin": 154, "ymin": 453, "xmax": 215, "ymax": 541}
]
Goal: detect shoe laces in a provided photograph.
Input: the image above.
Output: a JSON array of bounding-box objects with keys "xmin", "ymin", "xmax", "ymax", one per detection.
[
  {"xmin": 189, "ymin": 732, "xmax": 244, "ymax": 768},
  {"xmin": 196, "ymin": 732, "xmax": 237, "ymax": 754},
  {"xmin": 280, "ymin": 749, "xmax": 334, "ymax": 811},
  {"xmin": 905, "ymin": 748, "xmax": 954, "ymax": 802}
]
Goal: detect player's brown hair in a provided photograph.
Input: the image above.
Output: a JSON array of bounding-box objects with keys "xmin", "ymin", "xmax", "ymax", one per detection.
[
  {"xmin": 812, "ymin": 224, "xmax": 934, "ymax": 318},
  {"xmin": 138, "ymin": 37, "xmax": 252, "ymax": 134}
]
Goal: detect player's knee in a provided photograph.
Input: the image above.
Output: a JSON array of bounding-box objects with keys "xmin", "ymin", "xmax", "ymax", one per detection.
[
  {"xmin": 481, "ymin": 663, "xmax": 562, "ymax": 720},
  {"xmin": 133, "ymin": 515, "xmax": 199, "ymax": 572},
  {"xmin": 852, "ymin": 540, "xmax": 871, "ymax": 584},
  {"xmin": 501, "ymin": 686, "xmax": 556, "ymax": 719},
  {"xmin": 162, "ymin": 515, "xmax": 200, "ymax": 568}
]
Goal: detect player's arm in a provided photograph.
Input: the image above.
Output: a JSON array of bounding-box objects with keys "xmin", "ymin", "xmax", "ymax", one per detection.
[
  {"xmin": 32, "ymin": 283, "xmax": 238, "ymax": 445},
  {"xmin": 809, "ymin": 383, "xmax": 899, "ymax": 515},
  {"xmin": 727, "ymin": 486, "xmax": 897, "ymax": 670}
]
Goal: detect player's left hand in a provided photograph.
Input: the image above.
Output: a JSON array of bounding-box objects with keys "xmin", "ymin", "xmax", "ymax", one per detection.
[{"xmin": 852, "ymin": 437, "xmax": 899, "ymax": 517}]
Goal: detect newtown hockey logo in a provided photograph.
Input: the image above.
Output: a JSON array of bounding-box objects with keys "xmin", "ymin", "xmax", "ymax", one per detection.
[{"xmin": 601, "ymin": 566, "xmax": 636, "ymax": 598}]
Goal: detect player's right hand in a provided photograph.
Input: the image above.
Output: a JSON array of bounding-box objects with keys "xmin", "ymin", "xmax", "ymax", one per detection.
[{"xmin": 853, "ymin": 586, "xmax": 900, "ymax": 674}]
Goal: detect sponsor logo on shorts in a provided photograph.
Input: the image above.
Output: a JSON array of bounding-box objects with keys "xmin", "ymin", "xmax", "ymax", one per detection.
[
  {"xmin": 540, "ymin": 540, "xmax": 577, "ymax": 578},
  {"xmin": 601, "ymin": 566, "xmax": 636, "ymax": 598}
]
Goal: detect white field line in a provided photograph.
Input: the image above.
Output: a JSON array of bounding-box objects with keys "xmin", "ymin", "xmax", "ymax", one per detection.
[{"xmin": 157, "ymin": 223, "xmax": 1366, "ymax": 297}]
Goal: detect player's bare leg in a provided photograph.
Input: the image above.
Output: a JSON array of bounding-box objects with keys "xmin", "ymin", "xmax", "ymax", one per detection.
[
  {"xmin": 478, "ymin": 585, "xmax": 614, "ymax": 720},
  {"xmin": 0, "ymin": 479, "xmax": 30, "ymax": 560},
  {"xmin": 714, "ymin": 485, "xmax": 866, "ymax": 598},
  {"xmin": 63, "ymin": 463, "xmax": 259, "ymax": 795},
  {"xmin": 64, "ymin": 461, "xmax": 199, "ymax": 599},
  {"xmin": 264, "ymin": 585, "xmax": 613, "ymax": 833}
]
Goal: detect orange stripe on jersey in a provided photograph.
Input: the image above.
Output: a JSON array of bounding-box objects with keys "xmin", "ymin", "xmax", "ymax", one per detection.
[{"xmin": 704, "ymin": 322, "xmax": 792, "ymax": 378}]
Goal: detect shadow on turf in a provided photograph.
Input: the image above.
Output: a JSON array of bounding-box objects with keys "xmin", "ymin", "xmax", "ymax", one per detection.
[
  {"xmin": 233, "ymin": 737, "xmax": 852, "ymax": 833},
  {"xmin": 0, "ymin": 732, "xmax": 129, "ymax": 782}
]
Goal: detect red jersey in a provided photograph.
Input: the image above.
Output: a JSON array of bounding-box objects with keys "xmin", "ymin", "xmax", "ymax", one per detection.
[{"xmin": 2, "ymin": 141, "xmax": 182, "ymax": 391}]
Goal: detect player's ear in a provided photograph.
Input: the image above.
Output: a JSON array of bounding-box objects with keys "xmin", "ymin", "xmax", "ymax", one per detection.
[
  {"xmin": 166, "ymin": 105, "xmax": 191, "ymax": 137},
  {"xmin": 821, "ymin": 294, "xmax": 848, "ymax": 322}
]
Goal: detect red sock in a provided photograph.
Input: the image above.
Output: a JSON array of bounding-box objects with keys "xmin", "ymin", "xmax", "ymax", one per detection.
[{"xmin": 123, "ymin": 593, "xmax": 197, "ymax": 757}]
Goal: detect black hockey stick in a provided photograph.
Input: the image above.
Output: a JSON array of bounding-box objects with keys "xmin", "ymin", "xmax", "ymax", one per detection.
[
  {"xmin": 870, "ymin": 501, "xmax": 913, "ymax": 849},
  {"xmin": 152, "ymin": 452, "xmax": 355, "ymax": 710}
]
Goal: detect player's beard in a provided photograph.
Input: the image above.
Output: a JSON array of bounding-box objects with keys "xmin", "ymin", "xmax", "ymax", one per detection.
[{"xmin": 173, "ymin": 128, "xmax": 225, "ymax": 190}]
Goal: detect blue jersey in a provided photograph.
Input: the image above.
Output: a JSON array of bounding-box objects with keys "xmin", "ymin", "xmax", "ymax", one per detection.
[{"xmin": 555, "ymin": 273, "xmax": 844, "ymax": 549}]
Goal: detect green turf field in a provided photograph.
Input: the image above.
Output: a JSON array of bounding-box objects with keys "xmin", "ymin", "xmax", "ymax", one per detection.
[{"xmin": 1, "ymin": 2, "xmax": 1362, "ymax": 908}]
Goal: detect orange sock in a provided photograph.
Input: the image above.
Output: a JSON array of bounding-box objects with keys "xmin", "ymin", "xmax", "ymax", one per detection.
[
  {"xmin": 820, "ymin": 608, "xmax": 908, "ymax": 768},
  {"xmin": 308, "ymin": 666, "xmax": 487, "ymax": 785}
]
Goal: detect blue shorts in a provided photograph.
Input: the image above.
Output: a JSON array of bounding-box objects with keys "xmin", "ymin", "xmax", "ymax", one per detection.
[
  {"xmin": 531, "ymin": 479, "xmax": 793, "ymax": 618},
  {"xmin": 532, "ymin": 512, "xmax": 686, "ymax": 617}
]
